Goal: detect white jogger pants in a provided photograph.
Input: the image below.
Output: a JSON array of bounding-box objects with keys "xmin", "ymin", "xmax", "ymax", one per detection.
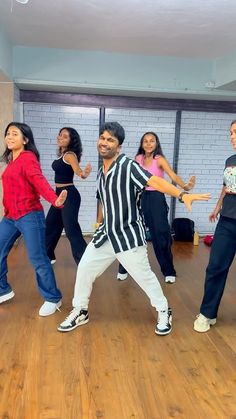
[{"xmin": 72, "ymin": 240, "xmax": 168, "ymax": 312}]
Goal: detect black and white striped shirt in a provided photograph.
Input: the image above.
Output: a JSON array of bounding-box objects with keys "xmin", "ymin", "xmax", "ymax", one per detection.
[{"xmin": 93, "ymin": 154, "xmax": 152, "ymax": 253}]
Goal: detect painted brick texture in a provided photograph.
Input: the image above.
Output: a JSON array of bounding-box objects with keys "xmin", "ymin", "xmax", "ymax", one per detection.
[
  {"xmin": 23, "ymin": 103, "xmax": 99, "ymax": 233},
  {"xmin": 176, "ymin": 112, "xmax": 234, "ymax": 233},
  {"xmin": 23, "ymin": 103, "xmax": 236, "ymax": 235}
]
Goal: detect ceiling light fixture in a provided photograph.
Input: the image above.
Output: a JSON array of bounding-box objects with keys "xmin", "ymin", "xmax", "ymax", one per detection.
[
  {"xmin": 15, "ymin": 0, "xmax": 30, "ymax": 4},
  {"xmin": 10, "ymin": 0, "xmax": 30, "ymax": 13}
]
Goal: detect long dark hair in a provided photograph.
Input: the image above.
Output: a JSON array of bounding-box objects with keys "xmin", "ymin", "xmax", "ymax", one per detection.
[
  {"xmin": 136, "ymin": 131, "xmax": 164, "ymax": 158},
  {"xmin": 58, "ymin": 127, "xmax": 83, "ymax": 162},
  {"xmin": 1, "ymin": 122, "xmax": 40, "ymax": 163}
]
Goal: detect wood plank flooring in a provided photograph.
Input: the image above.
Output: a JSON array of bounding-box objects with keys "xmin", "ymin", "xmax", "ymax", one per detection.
[{"xmin": 0, "ymin": 237, "xmax": 235, "ymax": 419}]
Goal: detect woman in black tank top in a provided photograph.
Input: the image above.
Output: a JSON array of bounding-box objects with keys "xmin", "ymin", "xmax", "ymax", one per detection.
[{"xmin": 45, "ymin": 127, "xmax": 91, "ymax": 265}]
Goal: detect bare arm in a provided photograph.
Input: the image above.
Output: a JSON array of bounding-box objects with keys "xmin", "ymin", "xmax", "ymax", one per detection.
[
  {"xmin": 209, "ymin": 186, "xmax": 226, "ymax": 222},
  {"xmin": 93, "ymin": 202, "xmax": 104, "ymax": 230},
  {"xmin": 24, "ymin": 154, "xmax": 67, "ymax": 207},
  {"xmin": 97, "ymin": 202, "xmax": 104, "ymax": 224},
  {"xmin": 158, "ymin": 156, "xmax": 196, "ymax": 191},
  {"xmin": 64, "ymin": 153, "xmax": 92, "ymax": 179},
  {"xmin": 147, "ymin": 175, "xmax": 210, "ymax": 211},
  {"xmin": 55, "ymin": 190, "xmax": 67, "ymax": 207}
]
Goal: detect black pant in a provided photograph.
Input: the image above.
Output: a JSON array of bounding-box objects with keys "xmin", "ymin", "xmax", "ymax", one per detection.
[
  {"xmin": 45, "ymin": 185, "xmax": 87, "ymax": 265},
  {"xmin": 119, "ymin": 190, "xmax": 176, "ymax": 277},
  {"xmin": 200, "ymin": 215, "xmax": 236, "ymax": 319}
]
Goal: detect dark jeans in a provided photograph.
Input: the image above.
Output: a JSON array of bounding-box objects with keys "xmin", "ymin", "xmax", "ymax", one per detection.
[
  {"xmin": 46, "ymin": 185, "xmax": 87, "ymax": 264},
  {"xmin": 200, "ymin": 215, "xmax": 236, "ymax": 319},
  {"xmin": 119, "ymin": 190, "xmax": 176, "ymax": 277},
  {"xmin": 0, "ymin": 211, "xmax": 62, "ymax": 302}
]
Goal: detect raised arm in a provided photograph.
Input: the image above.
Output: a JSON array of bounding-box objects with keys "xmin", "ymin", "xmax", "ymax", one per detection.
[
  {"xmin": 64, "ymin": 152, "xmax": 92, "ymax": 179},
  {"xmin": 209, "ymin": 186, "xmax": 226, "ymax": 222},
  {"xmin": 147, "ymin": 175, "xmax": 210, "ymax": 211},
  {"xmin": 158, "ymin": 156, "xmax": 196, "ymax": 191}
]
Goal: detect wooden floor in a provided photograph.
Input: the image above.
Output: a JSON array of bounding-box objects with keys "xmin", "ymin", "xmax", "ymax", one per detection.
[{"xmin": 0, "ymin": 237, "xmax": 236, "ymax": 419}]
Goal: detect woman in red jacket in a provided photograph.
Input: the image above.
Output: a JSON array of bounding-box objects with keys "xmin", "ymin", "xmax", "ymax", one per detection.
[{"xmin": 0, "ymin": 122, "xmax": 67, "ymax": 316}]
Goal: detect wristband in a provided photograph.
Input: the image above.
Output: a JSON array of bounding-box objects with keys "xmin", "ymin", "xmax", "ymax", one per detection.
[{"xmin": 178, "ymin": 191, "xmax": 189, "ymax": 203}]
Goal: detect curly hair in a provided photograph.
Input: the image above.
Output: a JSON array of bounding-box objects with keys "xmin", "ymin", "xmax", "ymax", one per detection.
[{"xmin": 58, "ymin": 127, "xmax": 83, "ymax": 162}]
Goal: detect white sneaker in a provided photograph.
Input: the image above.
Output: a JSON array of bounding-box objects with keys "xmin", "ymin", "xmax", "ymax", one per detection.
[
  {"xmin": 58, "ymin": 308, "xmax": 89, "ymax": 332},
  {"xmin": 0, "ymin": 290, "xmax": 15, "ymax": 304},
  {"xmin": 39, "ymin": 300, "xmax": 62, "ymax": 316},
  {"xmin": 117, "ymin": 273, "xmax": 128, "ymax": 281},
  {"xmin": 194, "ymin": 313, "xmax": 217, "ymax": 333},
  {"xmin": 165, "ymin": 276, "xmax": 176, "ymax": 283},
  {"xmin": 50, "ymin": 259, "xmax": 56, "ymax": 265},
  {"xmin": 155, "ymin": 308, "xmax": 172, "ymax": 335}
]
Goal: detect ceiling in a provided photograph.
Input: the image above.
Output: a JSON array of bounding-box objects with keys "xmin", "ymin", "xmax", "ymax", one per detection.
[{"xmin": 1, "ymin": 0, "xmax": 236, "ymax": 59}]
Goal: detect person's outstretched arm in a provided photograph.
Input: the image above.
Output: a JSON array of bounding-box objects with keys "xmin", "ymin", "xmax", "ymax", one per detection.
[
  {"xmin": 158, "ymin": 156, "xmax": 196, "ymax": 191},
  {"xmin": 147, "ymin": 175, "xmax": 210, "ymax": 211},
  {"xmin": 24, "ymin": 153, "xmax": 67, "ymax": 207},
  {"xmin": 64, "ymin": 152, "xmax": 92, "ymax": 179}
]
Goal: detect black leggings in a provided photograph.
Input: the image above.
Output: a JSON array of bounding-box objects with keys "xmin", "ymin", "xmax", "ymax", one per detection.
[
  {"xmin": 45, "ymin": 185, "xmax": 87, "ymax": 264},
  {"xmin": 200, "ymin": 215, "xmax": 236, "ymax": 318},
  {"xmin": 119, "ymin": 190, "xmax": 176, "ymax": 277}
]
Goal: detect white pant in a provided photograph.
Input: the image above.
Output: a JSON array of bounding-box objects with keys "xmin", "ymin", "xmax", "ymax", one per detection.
[{"xmin": 72, "ymin": 241, "xmax": 168, "ymax": 312}]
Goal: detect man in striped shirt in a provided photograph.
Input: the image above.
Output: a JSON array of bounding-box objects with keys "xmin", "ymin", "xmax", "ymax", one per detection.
[{"xmin": 58, "ymin": 122, "xmax": 210, "ymax": 335}]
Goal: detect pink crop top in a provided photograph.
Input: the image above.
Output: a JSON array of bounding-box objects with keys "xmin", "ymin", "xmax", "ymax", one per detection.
[{"xmin": 136, "ymin": 154, "xmax": 164, "ymax": 191}]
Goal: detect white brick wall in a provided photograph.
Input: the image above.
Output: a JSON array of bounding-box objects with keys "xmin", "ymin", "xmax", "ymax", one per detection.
[
  {"xmin": 13, "ymin": 86, "xmax": 23, "ymax": 122},
  {"xmin": 22, "ymin": 103, "xmax": 236, "ymax": 235},
  {"xmin": 23, "ymin": 103, "xmax": 99, "ymax": 233},
  {"xmin": 105, "ymin": 108, "xmax": 177, "ymax": 210},
  {"xmin": 176, "ymin": 112, "xmax": 235, "ymax": 233}
]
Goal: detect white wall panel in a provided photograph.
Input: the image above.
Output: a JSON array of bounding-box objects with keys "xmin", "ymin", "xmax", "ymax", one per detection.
[
  {"xmin": 105, "ymin": 108, "xmax": 177, "ymax": 212},
  {"xmin": 176, "ymin": 112, "xmax": 235, "ymax": 233},
  {"xmin": 23, "ymin": 103, "xmax": 99, "ymax": 233}
]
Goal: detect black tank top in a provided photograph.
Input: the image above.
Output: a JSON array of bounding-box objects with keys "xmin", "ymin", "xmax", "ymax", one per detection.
[{"xmin": 52, "ymin": 154, "xmax": 74, "ymax": 183}]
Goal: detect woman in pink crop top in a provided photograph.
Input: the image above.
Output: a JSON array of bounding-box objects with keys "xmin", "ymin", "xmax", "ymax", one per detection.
[
  {"xmin": 45, "ymin": 127, "xmax": 91, "ymax": 265},
  {"xmin": 118, "ymin": 131, "xmax": 195, "ymax": 284}
]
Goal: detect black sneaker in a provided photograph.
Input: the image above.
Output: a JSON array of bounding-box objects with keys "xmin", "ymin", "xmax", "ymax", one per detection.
[
  {"xmin": 57, "ymin": 308, "xmax": 89, "ymax": 332},
  {"xmin": 155, "ymin": 308, "xmax": 172, "ymax": 335}
]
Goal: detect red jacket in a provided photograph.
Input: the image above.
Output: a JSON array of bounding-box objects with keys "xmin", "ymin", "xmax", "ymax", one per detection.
[{"xmin": 1, "ymin": 151, "xmax": 59, "ymax": 220}]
